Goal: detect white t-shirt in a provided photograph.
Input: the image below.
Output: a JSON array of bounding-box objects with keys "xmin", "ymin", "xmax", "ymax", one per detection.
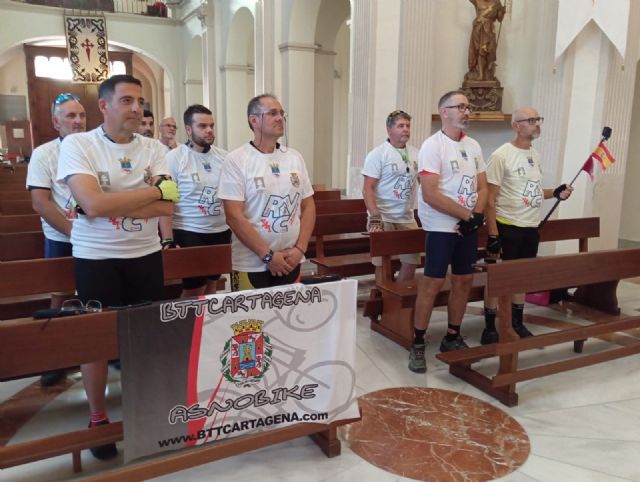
[
  {"xmin": 417, "ymin": 130, "xmax": 486, "ymax": 232},
  {"xmin": 26, "ymin": 138, "xmax": 75, "ymax": 243},
  {"xmin": 218, "ymin": 143, "xmax": 314, "ymax": 272},
  {"xmin": 167, "ymin": 144, "xmax": 229, "ymax": 233},
  {"xmin": 361, "ymin": 141, "xmax": 419, "ymax": 223},
  {"xmin": 57, "ymin": 128, "xmax": 170, "ymax": 259},
  {"xmin": 486, "ymin": 142, "xmax": 543, "ymax": 228}
]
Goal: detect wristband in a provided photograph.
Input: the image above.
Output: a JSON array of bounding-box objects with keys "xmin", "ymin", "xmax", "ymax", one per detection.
[
  {"xmin": 261, "ymin": 249, "xmax": 274, "ymax": 264},
  {"xmin": 160, "ymin": 238, "xmax": 175, "ymax": 248},
  {"xmin": 294, "ymin": 245, "xmax": 305, "ymax": 255}
]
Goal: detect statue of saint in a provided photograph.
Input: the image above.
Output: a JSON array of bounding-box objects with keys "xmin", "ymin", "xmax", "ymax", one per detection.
[{"xmin": 465, "ymin": 0, "xmax": 506, "ymax": 82}]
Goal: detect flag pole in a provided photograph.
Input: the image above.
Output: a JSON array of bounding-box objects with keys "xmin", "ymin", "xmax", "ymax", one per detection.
[{"xmin": 539, "ymin": 127, "xmax": 612, "ymax": 228}]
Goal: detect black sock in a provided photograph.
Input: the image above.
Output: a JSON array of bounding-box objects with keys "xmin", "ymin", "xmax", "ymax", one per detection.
[
  {"xmin": 512, "ymin": 303, "xmax": 525, "ymax": 326},
  {"xmin": 414, "ymin": 328, "xmax": 426, "ymax": 345},
  {"xmin": 445, "ymin": 323, "xmax": 460, "ymax": 341},
  {"xmin": 484, "ymin": 306, "xmax": 497, "ymax": 331}
]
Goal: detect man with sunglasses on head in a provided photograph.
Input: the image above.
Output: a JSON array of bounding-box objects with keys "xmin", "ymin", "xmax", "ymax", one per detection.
[
  {"xmin": 362, "ymin": 110, "xmax": 420, "ymax": 283},
  {"xmin": 57, "ymin": 74, "xmax": 179, "ymax": 460},
  {"xmin": 163, "ymin": 104, "xmax": 230, "ymax": 297},
  {"xmin": 409, "ymin": 90, "xmax": 488, "ymax": 373},
  {"xmin": 219, "ymin": 94, "xmax": 315, "ymax": 291},
  {"xmin": 26, "ymin": 92, "xmax": 86, "ymax": 386},
  {"xmin": 481, "ymin": 106, "xmax": 573, "ymax": 344}
]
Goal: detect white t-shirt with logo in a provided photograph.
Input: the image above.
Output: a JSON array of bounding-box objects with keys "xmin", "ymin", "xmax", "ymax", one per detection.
[
  {"xmin": 417, "ymin": 130, "xmax": 486, "ymax": 233},
  {"xmin": 218, "ymin": 143, "xmax": 314, "ymax": 272},
  {"xmin": 167, "ymin": 144, "xmax": 229, "ymax": 233},
  {"xmin": 57, "ymin": 128, "xmax": 170, "ymax": 259},
  {"xmin": 361, "ymin": 141, "xmax": 419, "ymax": 223},
  {"xmin": 486, "ymin": 142, "xmax": 543, "ymax": 228},
  {"xmin": 26, "ymin": 138, "xmax": 75, "ymax": 243}
]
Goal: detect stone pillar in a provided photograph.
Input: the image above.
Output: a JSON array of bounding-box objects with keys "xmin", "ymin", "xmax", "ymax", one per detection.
[
  {"xmin": 279, "ymin": 42, "xmax": 317, "ymax": 174},
  {"xmin": 255, "ymin": 0, "xmax": 275, "ymax": 93},
  {"xmin": 347, "ymin": 0, "xmax": 375, "ymax": 197}
]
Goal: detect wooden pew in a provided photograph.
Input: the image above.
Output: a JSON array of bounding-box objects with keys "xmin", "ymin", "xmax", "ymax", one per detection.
[
  {"xmin": 0, "ymin": 231, "xmax": 44, "ymax": 261},
  {"xmin": 364, "ymin": 217, "xmax": 601, "ymax": 349},
  {"xmin": 0, "ymin": 199, "xmax": 35, "ymax": 215},
  {"xmin": 436, "ymin": 248, "xmax": 640, "ymax": 406},
  {"xmin": 313, "ymin": 189, "xmax": 341, "ymax": 201},
  {"xmin": 310, "ymin": 211, "xmax": 372, "ymax": 276},
  {"xmin": 315, "ymin": 198, "xmax": 365, "ymax": 215},
  {"xmin": 0, "ymin": 245, "xmax": 357, "ymax": 477},
  {"xmin": 0, "ymin": 190, "xmax": 30, "ymax": 200},
  {"xmin": 0, "ymin": 213, "xmax": 42, "ymax": 233}
]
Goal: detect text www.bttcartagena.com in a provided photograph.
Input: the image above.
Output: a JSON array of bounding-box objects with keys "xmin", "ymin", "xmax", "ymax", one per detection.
[{"xmin": 158, "ymin": 411, "xmax": 329, "ymax": 448}]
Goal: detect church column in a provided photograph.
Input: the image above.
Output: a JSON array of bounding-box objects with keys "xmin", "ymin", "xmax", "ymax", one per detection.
[
  {"xmin": 279, "ymin": 42, "xmax": 317, "ymax": 173},
  {"xmin": 255, "ymin": 0, "xmax": 275, "ymax": 93}
]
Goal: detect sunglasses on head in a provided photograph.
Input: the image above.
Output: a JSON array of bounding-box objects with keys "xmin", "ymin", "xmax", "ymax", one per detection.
[{"xmin": 53, "ymin": 93, "xmax": 80, "ymax": 105}]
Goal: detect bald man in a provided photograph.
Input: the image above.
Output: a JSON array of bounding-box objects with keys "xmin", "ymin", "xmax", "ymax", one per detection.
[
  {"xmin": 159, "ymin": 116, "xmax": 178, "ymax": 149},
  {"xmin": 482, "ymin": 106, "xmax": 573, "ymax": 344}
]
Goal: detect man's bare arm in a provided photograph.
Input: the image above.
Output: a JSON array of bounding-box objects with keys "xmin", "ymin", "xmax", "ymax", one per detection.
[
  {"xmin": 30, "ymin": 189, "xmax": 73, "ymax": 237},
  {"xmin": 67, "ymin": 174, "xmax": 163, "ymax": 218}
]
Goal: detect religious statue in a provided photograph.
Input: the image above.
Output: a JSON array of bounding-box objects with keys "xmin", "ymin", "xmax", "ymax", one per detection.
[
  {"xmin": 461, "ymin": 0, "xmax": 506, "ymax": 112},
  {"xmin": 465, "ymin": 0, "xmax": 505, "ymax": 82}
]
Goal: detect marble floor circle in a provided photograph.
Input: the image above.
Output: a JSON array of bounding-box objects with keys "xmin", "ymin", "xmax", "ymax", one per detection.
[{"xmin": 343, "ymin": 387, "xmax": 530, "ymax": 482}]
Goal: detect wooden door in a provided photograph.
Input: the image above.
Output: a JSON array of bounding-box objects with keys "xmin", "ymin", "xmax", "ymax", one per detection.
[{"xmin": 24, "ymin": 45, "xmax": 132, "ymax": 148}]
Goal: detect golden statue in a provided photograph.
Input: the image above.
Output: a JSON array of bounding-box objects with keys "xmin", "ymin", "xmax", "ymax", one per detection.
[{"xmin": 465, "ymin": 0, "xmax": 506, "ymax": 82}]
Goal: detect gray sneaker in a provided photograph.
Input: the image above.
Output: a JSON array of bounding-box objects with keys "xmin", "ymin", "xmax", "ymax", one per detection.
[
  {"xmin": 408, "ymin": 344, "xmax": 427, "ymax": 373},
  {"xmin": 439, "ymin": 335, "xmax": 469, "ymax": 352}
]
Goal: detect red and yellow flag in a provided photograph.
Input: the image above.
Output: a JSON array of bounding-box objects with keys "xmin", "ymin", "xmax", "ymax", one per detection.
[{"xmin": 591, "ymin": 141, "xmax": 616, "ymax": 170}]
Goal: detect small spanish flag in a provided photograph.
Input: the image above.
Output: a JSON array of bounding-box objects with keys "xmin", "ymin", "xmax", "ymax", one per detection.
[{"xmin": 591, "ymin": 142, "xmax": 616, "ymax": 170}]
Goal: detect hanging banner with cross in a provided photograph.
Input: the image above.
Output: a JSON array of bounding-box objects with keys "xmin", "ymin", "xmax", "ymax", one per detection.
[{"xmin": 64, "ymin": 15, "xmax": 109, "ymax": 83}]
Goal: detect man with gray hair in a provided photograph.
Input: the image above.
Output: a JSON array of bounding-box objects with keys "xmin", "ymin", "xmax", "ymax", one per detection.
[
  {"xmin": 409, "ymin": 90, "xmax": 488, "ymax": 373},
  {"xmin": 219, "ymin": 93, "xmax": 315, "ymax": 291},
  {"xmin": 481, "ymin": 106, "xmax": 573, "ymax": 344},
  {"xmin": 26, "ymin": 92, "xmax": 86, "ymax": 386},
  {"xmin": 362, "ymin": 109, "xmax": 420, "ymax": 283}
]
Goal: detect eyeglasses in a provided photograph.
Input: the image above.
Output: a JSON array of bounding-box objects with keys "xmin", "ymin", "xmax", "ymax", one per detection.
[
  {"xmin": 443, "ymin": 104, "xmax": 473, "ymax": 113},
  {"xmin": 515, "ymin": 117, "xmax": 544, "ymax": 125},
  {"xmin": 254, "ymin": 109, "xmax": 287, "ymax": 119},
  {"xmin": 61, "ymin": 298, "xmax": 102, "ymax": 314},
  {"xmin": 53, "ymin": 93, "xmax": 80, "ymax": 106}
]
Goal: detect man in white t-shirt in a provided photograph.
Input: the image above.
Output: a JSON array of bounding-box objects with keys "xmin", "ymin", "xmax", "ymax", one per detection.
[
  {"xmin": 362, "ymin": 109, "xmax": 420, "ymax": 283},
  {"xmin": 159, "ymin": 116, "xmax": 178, "ymax": 150},
  {"xmin": 409, "ymin": 90, "xmax": 488, "ymax": 373},
  {"xmin": 26, "ymin": 92, "xmax": 86, "ymax": 386},
  {"xmin": 138, "ymin": 109, "xmax": 155, "ymax": 138},
  {"xmin": 57, "ymin": 74, "xmax": 179, "ymax": 460},
  {"xmin": 164, "ymin": 104, "xmax": 230, "ymax": 297},
  {"xmin": 219, "ymin": 94, "xmax": 315, "ymax": 291},
  {"xmin": 481, "ymin": 106, "xmax": 573, "ymax": 344}
]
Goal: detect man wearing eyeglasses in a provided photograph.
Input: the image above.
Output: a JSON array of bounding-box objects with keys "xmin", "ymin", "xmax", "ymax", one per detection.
[
  {"xmin": 362, "ymin": 110, "xmax": 420, "ymax": 283},
  {"xmin": 159, "ymin": 116, "xmax": 178, "ymax": 149},
  {"xmin": 219, "ymin": 94, "xmax": 315, "ymax": 291},
  {"xmin": 57, "ymin": 74, "xmax": 179, "ymax": 460},
  {"xmin": 26, "ymin": 92, "xmax": 86, "ymax": 386},
  {"xmin": 164, "ymin": 104, "xmax": 230, "ymax": 297},
  {"xmin": 137, "ymin": 109, "xmax": 155, "ymax": 138},
  {"xmin": 409, "ymin": 90, "xmax": 488, "ymax": 373},
  {"xmin": 481, "ymin": 106, "xmax": 573, "ymax": 344}
]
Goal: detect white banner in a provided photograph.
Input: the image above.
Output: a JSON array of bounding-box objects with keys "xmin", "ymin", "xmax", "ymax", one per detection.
[
  {"xmin": 64, "ymin": 15, "xmax": 109, "ymax": 83},
  {"xmin": 555, "ymin": 0, "xmax": 630, "ymax": 61},
  {"xmin": 119, "ymin": 279, "xmax": 359, "ymax": 463}
]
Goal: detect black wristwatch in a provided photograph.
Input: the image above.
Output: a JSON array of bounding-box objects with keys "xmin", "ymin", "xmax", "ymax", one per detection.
[{"xmin": 261, "ymin": 249, "xmax": 274, "ymax": 264}]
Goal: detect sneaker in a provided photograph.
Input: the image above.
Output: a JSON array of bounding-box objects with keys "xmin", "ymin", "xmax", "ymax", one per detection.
[
  {"xmin": 408, "ymin": 344, "xmax": 427, "ymax": 373},
  {"xmin": 88, "ymin": 419, "xmax": 118, "ymax": 460},
  {"xmin": 480, "ymin": 329, "xmax": 499, "ymax": 345},
  {"xmin": 513, "ymin": 323, "xmax": 533, "ymax": 338},
  {"xmin": 439, "ymin": 335, "xmax": 469, "ymax": 352},
  {"xmin": 40, "ymin": 370, "xmax": 66, "ymax": 386}
]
